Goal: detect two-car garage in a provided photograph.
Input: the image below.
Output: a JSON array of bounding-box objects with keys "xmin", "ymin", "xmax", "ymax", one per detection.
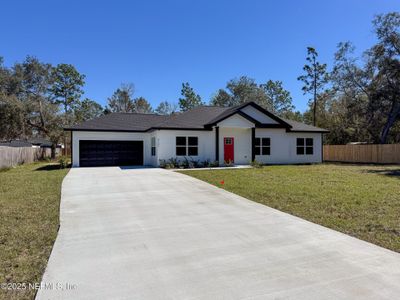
[{"xmin": 79, "ymin": 140, "xmax": 144, "ymax": 167}]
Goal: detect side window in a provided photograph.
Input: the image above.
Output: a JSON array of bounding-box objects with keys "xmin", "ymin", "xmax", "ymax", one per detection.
[
  {"xmin": 297, "ymin": 138, "xmax": 313, "ymax": 155},
  {"xmin": 151, "ymin": 137, "xmax": 156, "ymax": 156},
  {"xmin": 188, "ymin": 137, "xmax": 198, "ymax": 156},
  {"xmin": 176, "ymin": 137, "xmax": 199, "ymax": 156},
  {"xmin": 255, "ymin": 137, "xmax": 270, "ymax": 155},
  {"xmin": 306, "ymin": 138, "xmax": 313, "ymax": 155},
  {"xmin": 176, "ymin": 137, "xmax": 187, "ymax": 156}
]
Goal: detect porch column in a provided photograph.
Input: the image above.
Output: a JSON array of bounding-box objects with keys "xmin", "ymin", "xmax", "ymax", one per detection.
[
  {"xmin": 251, "ymin": 127, "xmax": 255, "ymax": 161},
  {"xmin": 215, "ymin": 126, "xmax": 219, "ymax": 162}
]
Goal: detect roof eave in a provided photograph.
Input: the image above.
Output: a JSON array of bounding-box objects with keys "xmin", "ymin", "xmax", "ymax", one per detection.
[
  {"xmin": 286, "ymin": 129, "xmax": 330, "ymax": 133},
  {"xmin": 63, "ymin": 128, "xmax": 148, "ymax": 133}
]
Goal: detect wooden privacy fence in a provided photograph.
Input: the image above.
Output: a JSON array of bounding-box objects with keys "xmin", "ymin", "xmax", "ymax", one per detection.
[
  {"xmin": 323, "ymin": 144, "xmax": 400, "ymax": 164},
  {"xmin": 0, "ymin": 147, "xmax": 52, "ymax": 169}
]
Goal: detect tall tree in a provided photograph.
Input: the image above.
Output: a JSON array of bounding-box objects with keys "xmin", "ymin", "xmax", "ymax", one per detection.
[
  {"xmin": 210, "ymin": 89, "xmax": 234, "ymax": 107},
  {"xmin": 210, "ymin": 77, "xmax": 296, "ymax": 117},
  {"xmin": 260, "ymin": 80, "xmax": 295, "ymax": 116},
  {"xmin": 155, "ymin": 101, "xmax": 178, "ymax": 115},
  {"xmin": 74, "ymin": 98, "xmax": 104, "ymax": 122},
  {"xmin": 178, "ymin": 82, "xmax": 203, "ymax": 111},
  {"xmin": 107, "ymin": 83, "xmax": 135, "ymax": 112},
  {"xmin": 133, "ymin": 97, "xmax": 153, "ymax": 113},
  {"xmin": 0, "ymin": 57, "xmax": 25, "ymax": 140},
  {"xmin": 13, "ymin": 56, "xmax": 62, "ymax": 157},
  {"xmin": 298, "ymin": 47, "xmax": 329, "ymax": 126},
  {"xmin": 370, "ymin": 12, "xmax": 400, "ymax": 143},
  {"xmin": 50, "ymin": 63, "xmax": 85, "ymax": 118},
  {"xmin": 226, "ymin": 76, "xmax": 269, "ymax": 107},
  {"xmin": 331, "ymin": 12, "xmax": 400, "ymax": 143}
]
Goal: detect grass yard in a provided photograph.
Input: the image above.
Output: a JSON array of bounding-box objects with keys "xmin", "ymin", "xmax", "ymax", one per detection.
[
  {"xmin": 180, "ymin": 164, "xmax": 400, "ymax": 253},
  {"xmin": 0, "ymin": 162, "xmax": 69, "ymax": 300}
]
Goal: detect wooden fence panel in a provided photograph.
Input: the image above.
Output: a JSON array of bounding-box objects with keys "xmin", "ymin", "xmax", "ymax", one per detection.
[
  {"xmin": 0, "ymin": 147, "xmax": 52, "ymax": 169},
  {"xmin": 323, "ymin": 144, "xmax": 400, "ymax": 164}
]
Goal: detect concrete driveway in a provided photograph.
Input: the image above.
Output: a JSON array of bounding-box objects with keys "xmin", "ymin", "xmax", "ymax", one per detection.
[{"xmin": 37, "ymin": 167, "xmax": 400, "ymax": 300}]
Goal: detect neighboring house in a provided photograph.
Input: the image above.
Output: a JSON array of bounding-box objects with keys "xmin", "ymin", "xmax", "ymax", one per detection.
[
  {"xmin": 65, "ymin": 101, "xmax": 328, "ymax": 167},
  {"xmin": 0, "ymin": 138, "xmax": 62, "ymax": 149}
]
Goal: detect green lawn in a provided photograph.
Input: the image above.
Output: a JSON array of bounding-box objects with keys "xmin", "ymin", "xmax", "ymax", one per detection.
[
  {"xmin": 180, "ymin": 164, "xmax": 400, "ymax": 253},
  {"xmin": 0, "ymin": 162, "xmax": 69, "ymax": 300}
]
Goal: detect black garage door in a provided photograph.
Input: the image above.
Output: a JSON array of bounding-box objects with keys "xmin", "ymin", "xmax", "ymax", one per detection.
[{"xmin": 79, "ymin": 140, "xmax": 143, "ymax": 167}]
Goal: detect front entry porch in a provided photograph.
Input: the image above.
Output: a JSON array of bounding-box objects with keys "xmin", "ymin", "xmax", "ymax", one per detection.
[{"xmin": 215, "ymin": 126, "xmax": 255, "ymax": 165}]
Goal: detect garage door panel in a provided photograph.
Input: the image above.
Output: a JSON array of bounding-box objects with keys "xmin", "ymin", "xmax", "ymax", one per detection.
[{"xmin": 79, "ymin": 140, "xmax": 143, "ymax": 167}]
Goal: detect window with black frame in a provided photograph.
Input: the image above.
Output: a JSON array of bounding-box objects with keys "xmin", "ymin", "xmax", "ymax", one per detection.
[
  {"xmin": 151, "ymin": 137, "xmax": 156, "ymax": 156},
  {"xmin": 176, "ymin": 136, "xmax": 198, "ymax": 156},
  {"xmin": 255, "ymin": 137, "xmax": 270, "ymax": 155},
  {"xmin": 188, "ymin": 137, "xmax": 198, "ymax": 156},
  {"xmin": 296, "ymin": 138, "xmax": 313, "ymax": 155}
]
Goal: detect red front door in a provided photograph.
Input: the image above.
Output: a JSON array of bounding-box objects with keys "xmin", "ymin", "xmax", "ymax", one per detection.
[{"xmin": 224, "ymin": 137, "xmax": 234, "ymax": 163}]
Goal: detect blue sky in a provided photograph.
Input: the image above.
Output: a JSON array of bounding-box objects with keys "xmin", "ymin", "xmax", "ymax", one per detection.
[{"xmin": 1, "ymin": 0, "xmax": 399, "ymax": 112}]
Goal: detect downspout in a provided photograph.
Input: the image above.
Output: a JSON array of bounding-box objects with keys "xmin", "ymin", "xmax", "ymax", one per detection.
[{"xmin": 251, "ymin": 127, "xmax": 256, "ymax": 162}]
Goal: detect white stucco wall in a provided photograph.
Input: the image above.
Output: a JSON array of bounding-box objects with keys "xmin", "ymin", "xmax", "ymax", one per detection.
[
  {"xmin": 254, "ymin": 129, "xmax": 322, "ymax": 164},
  {"xmin": 240, "ymin": 105, "xmax": 278, "ymax": 124},
  {"xmin": 156, "ymin": 129, "xmax": 216, "ymax": 164},
  {"xmin": 71, "ymin": 131, "xmax": 153, "ymax": 167},
  {"xmin": 218, "ymin": 127, "xmax": 252, "ymax": 165}
]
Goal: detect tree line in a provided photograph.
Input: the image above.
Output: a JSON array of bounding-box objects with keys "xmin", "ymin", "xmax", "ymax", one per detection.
[
  {"xmin": 0, "ymin": 12, "xmax": 399, "ymax": 149},
  {"xmin": 177, "ymin": 12, "xmax": 400, "ymax": 144}
]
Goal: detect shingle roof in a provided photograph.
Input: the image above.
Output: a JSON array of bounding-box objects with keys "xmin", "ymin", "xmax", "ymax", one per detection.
[
  {"xmin": 65, "ymin": 102, "xmax": 328, "ymax": 133},
  {"xmin": 281, "ymin": 118, "xmax": 329, "ymax": 132},
  {"xmin": 0, "ymin": 140, "xmax": 33, "ymax": 147},
  {"xmin": 65, "ymin": 113, "xmax": 170, "ymax": 131},
  {"xmin": 154, "ymin": 106, "xmax": 230, "ymax": 129}
]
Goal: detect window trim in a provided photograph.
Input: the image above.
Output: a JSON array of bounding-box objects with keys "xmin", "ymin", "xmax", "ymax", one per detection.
[{"xmin": 255, "ymin": 137, "xmax": 271, "ymax": 156}]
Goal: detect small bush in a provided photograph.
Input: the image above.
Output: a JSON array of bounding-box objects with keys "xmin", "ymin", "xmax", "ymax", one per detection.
[
  {"xmin": 179, "ymin": 158, "xmax": 189, "ymax": 169},
  {"xmin": 209, "ymin": 161, "xmax": 220, "ymax": 167},
  {"xmin": 159, "ymin": 158, "xmax": 220, "ymax": 169},
  {"xmin": 251, "ymin": 160, "xmax": 262, "ymax": 168},
  {"xmin": 160, "ymin": 158, "xmax": 180, "ymax": 169},
  {"xmin": 159, "ymin": 159, "xmax": 167, "ymax": 168},
  {"xmin": 41, "ymin": 157, "xmax": 51, "ymax": 162},
  {"xmin": 224, "ymin": 160, "xmax": 234, "ymax": 167},
  {"xmin": 58, "ymin": 156, "xmax": 70, "ymax": 169}
]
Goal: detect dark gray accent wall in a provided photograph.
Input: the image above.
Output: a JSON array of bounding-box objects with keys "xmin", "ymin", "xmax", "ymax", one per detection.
[
  {"xmin": 215, "ymin": 126, "xmax": 219, "ymax": 162},
  {"xmin": 251, "ymin": 127, "xmax": 255, "ymax": 161}
]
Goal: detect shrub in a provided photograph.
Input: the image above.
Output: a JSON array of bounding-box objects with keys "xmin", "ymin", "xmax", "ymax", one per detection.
[
  {"xmin": 159, "ymin": 159, "xmax": 167, "ymax": 168},
  {"xmin": 187, "ymin": 158, "xmax": 200, "ymax": 168},
  {"xmin": 209, "ymin": 160, "xmax": 220, "ymax": 167},
  {"xmin": 179, "ymin": 158, "xmax": 189, "ymax": 169},
  {"xmin": 224, "ymin": 160, "xmax": 234, "ymax": 167},
  {"xmin": 41, "ymin": 156, "xmax": 51, "ymax": 162},
  {"xmin": 160, "ymin": 158, "xmax": 180, "ymax": 169},
  {"xmin": 159, "ymin": 158, "xmax": 219, "ymax": 169},
  {"xmin": 250, "ymin": 160, "xmax": 262, "ymax": 168},
  {"xmin": 58, "ymin": 156, "xmax": 70, "ymax": 169}
]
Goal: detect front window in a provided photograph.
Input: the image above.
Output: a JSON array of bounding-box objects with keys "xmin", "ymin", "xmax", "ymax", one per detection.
[
  {"xmin": 176, "ymin": 136, "xmax": 198, "ymax": 156},
  {"xmin": 255, "ymin": 138, "xmax": 270, "ymax": 155},
  {"xmin": 296, "ymin": 138, "xmax": 313, "ymax": 155},
  {"xmin": 151, "ymin": 137, "xmax": 156, "ymax": 156}
]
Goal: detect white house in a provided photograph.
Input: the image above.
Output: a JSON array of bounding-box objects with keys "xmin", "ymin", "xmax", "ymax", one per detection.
[{"xmin": 65, "ymin": 102, "xmax": 328, "ymax": 167}]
